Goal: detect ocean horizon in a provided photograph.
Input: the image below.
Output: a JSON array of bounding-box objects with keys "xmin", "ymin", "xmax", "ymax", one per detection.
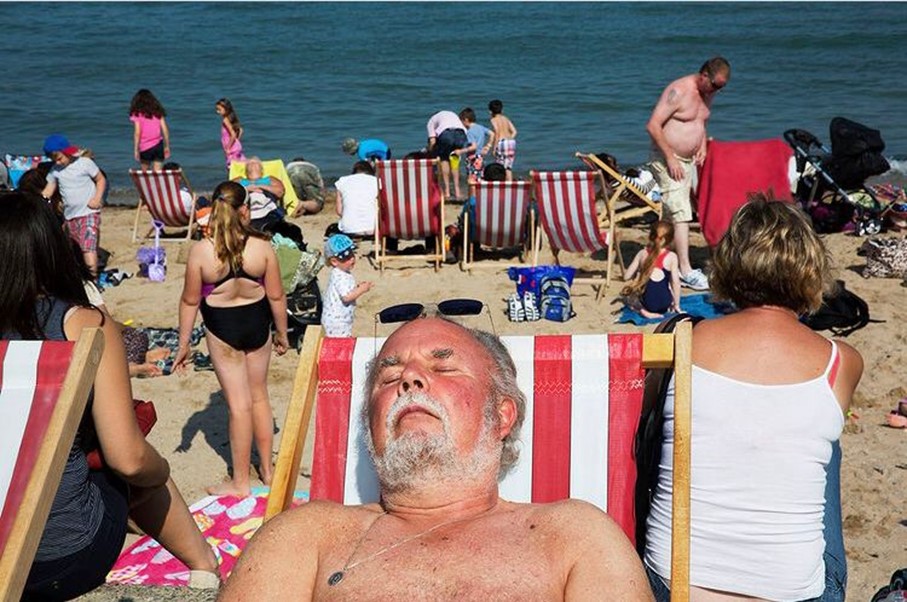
[{"xmin": 1, "ymin": 2, "xmax": 905, "ymax": 200}]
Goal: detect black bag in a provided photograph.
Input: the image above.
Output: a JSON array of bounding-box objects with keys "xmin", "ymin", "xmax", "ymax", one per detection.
[
  {"xmin": 826, "ymin": 117, "xmax": 890, "ymax": 189},
  {"xmin": 633, "ymin": 314, "xmax": 703, "ymax": 557},
  {"xmin": 801, "ymin": 280, "xmax": 880, "ymax": 337}
]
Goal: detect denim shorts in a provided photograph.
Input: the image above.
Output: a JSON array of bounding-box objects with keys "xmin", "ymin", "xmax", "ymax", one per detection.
[{"xmin": 433, "ymin": 128, "xmax": 468, "ymax": 162}]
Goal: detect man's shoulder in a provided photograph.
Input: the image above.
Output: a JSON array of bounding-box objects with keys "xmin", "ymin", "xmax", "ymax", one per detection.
[{"xmin": 510, "ymin": 498, "xmax": 617, "ymax": 534}]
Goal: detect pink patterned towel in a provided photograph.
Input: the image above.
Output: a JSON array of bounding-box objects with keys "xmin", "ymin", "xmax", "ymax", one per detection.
[{"xmin": 107, "ymin": 486, "xmax": 307, "ymax": 587}]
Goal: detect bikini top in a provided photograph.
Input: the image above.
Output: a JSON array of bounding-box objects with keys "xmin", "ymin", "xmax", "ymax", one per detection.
[{"xmin": 201, "ymin": 264, "xmax": 264, "ymax": 298}]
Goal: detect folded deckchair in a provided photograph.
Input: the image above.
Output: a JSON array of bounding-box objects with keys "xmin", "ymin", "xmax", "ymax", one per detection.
[
  {"xmin": 462, "ymin": 180, "xmax": 534, "ymax": 272},
  {"xmin": 229, "ymin": 159, "xmax": 302, "ymax": 218},
  {"xmin": 374, "ymin": 159, "xmax": 445, "ymax": 272},
  {"xmin": 0, "ymin": 329, "xmax": 105, "ymax": 601},
  {"xmin": 531, "ymin": 169, "xmax": 619, "ymax": 299},
  {"xmin": 697, "ymin": 139, "xmax": 793, "ymax": 246},
  {"xmin": 266, "ymin": 324, "xmax": 694, "ymax": 601},
  {"xmin": 130, "ymin": 169, "xmax": 198, "ymax": 242}
]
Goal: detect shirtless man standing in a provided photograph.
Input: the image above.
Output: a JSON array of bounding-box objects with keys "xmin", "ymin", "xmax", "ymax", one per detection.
[
  {"xmin": 646, "ymin": 57, "xmax": 730, "ymax": 291},
  {"xmin": 220, "ymin": 318, "xmax": 652, "ymax": 601}
]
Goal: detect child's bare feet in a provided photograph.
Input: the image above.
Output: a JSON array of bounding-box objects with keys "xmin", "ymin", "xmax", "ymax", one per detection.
[
  {"xmin": 639, "ymin": 308, "xmax": 665, "ymax": 319},
  {"xmin": 206, "ymin": 481, "xmax": 251, "ymax": 497},
  {"xmin": 258, "ymin": 464, "xmax": 274, "ymax": 486},
  {"xmin": 131, "ymin": 362, "xmax": 164, "ymax": 378}
]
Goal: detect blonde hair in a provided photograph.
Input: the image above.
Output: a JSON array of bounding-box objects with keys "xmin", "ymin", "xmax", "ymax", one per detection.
[
  {"xmin": 711, "ymin": 193, "xmax": 833, "ymax": 314},
  {"xmin": 208, "ymin": 181, "xmax": 266, "ymax": 273},
  {"xmin": 621, "ymin": 220, "xmax": 675, "ymax": 298}
]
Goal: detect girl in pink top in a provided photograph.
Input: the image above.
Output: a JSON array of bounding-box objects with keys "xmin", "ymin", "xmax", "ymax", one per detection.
[
  {"xmin": 129, "ymin": 89, "xmax": 170, "ymax": 171},
  {"xmin": 216, "ymin": 98, "xmax": 245, "ymax": 170}
]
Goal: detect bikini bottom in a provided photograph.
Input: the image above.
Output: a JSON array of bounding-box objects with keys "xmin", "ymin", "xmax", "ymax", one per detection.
[{"xmin": 200, "ymin": 296, "xmax": 271, "ymax": 351}]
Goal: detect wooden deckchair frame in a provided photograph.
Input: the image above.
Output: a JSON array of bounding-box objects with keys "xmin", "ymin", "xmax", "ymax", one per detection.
[
  {"xmin": 265, "ymin": 322, "xmax": 693, "ymax": 602},
  {"xmin": 130, "ymin": 168, "xmax": 198, "ymax": 242},
  {"xmin": 0, "ymin": 328, "xmax": 105, "ymax": 602}
]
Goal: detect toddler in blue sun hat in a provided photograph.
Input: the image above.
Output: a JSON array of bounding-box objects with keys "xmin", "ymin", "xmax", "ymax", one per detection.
[{"xmin": 321, "ymin": 234, "xmax": 373, "ymax": 337}]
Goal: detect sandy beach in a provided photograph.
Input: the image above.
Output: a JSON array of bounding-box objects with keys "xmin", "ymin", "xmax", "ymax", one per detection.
[{"xmin": 75, "ymin": 194, "xmax": 906, "ymax": 601}]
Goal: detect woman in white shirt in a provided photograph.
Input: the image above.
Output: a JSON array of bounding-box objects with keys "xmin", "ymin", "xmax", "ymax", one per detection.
[{"xmin": 644, "ymin": 195, "xmax": 863, "ymax": 601}]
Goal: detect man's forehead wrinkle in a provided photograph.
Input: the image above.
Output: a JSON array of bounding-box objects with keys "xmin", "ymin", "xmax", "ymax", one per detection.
[{"xmin": 432, "ymin": 348, "xmax": 454, "ymax": 359}]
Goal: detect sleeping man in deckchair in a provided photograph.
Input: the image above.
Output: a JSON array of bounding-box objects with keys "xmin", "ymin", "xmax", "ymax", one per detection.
[{"xmin": 220, "ymin": 317, "xmax": 652, "ymax": 601}]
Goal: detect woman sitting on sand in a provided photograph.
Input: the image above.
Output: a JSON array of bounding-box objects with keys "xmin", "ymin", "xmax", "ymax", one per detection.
[
  {"xmin": 174, "ymin": 181, "xmax": 288, "ymax": 497},
  {"xmin": 0, "ymin": 191, "xmax": 219, "ymax": 599},
  {"xmin": 644, "ymin": 194, "xmax": 863, "ymax": 601}
]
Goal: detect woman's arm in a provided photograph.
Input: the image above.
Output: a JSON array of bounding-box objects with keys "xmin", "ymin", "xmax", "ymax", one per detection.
[
  {"xmin": 262, "ymin": 243, "xmax": 289, "ymax": 355},
  {"xmin": 831, "ymin": 340, "xmax": 864, "ymax": 414},
  {"xmin": 64, "ymin": 308, "xmax": 170, "ymax": 487},
  {"xmin": 174, "ymin": 243, "xmax": 204, "ymax": 370},
  {"xmin": 161, "ymin": 117, "xmax": 171, "ymax": 159},
  {"xmin": 668, "ymin": 252, "xmax": 682, "ymax": 310},
  {"xmin": 335, "ymin": 190, "xmax": 344, "ymax": 217},
  {"xmin": 133, "ymin": 121, "xmax": 141, "ymax": 161}
]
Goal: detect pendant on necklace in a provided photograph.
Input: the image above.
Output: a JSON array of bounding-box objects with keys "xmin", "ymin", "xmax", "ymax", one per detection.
[{"xmin": 327, "ymin": 571, "xmax": 344, "ymax": 587}]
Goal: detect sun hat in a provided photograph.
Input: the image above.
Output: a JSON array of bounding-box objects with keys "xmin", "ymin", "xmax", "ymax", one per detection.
[
  {"xmin": 325, "ymin": 233, "xmax": 357, "ymax": 260},
  {"xmin": 341, "ymin": 138, "xmax": 359, "ymax": 155},
  {"xmin": 43, "ymin": 134, "xmax": 79, "ymax": 156}
]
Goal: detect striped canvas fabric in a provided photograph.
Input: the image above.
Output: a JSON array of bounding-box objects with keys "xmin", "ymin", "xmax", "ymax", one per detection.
[
  {"xmin": 130, "ymin": 169, "xmax": 193, "ymax": 228},
  {"xmin": 472, "ymin": 181, "xmax": 532, "ymax": 249},
  {"xmin": 309, "ymin": 334, "xmax": 645, "ymax": 544},
  {"xmin": 375, "ymin": 160, "xmax": 442, "ymax": 240},
  {"xmin": 532, "ymin": 171, "xmax": 610, "ymax": 254},
  {"xmin": 0, "ymin": 341, "xmax": 74, "ymax": 554}
]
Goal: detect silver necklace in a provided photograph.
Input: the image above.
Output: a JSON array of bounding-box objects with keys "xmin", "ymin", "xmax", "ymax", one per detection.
[{"xmin": 327, "ymin": 510, "xmax": 481, "ymax": 587}]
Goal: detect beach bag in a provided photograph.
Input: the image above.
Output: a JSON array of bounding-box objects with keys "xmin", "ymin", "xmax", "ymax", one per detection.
[
  {"xmin": 538, "ymin": 273, "xmax": 575, "ymax": 322},
  {"xmin": 801, "ymin": 280, "xmax": 878, "ymax": 337},
  {"xmin": 507, "ymin": 264, "xmax": 576, "ymax": 300},
  {"xmin": 861, "ymin": 237, "xmax": 907, "ymax": 279}
]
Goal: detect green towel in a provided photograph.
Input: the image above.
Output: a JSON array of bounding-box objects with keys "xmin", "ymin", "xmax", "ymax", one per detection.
[{"xmin": 273, "ymin": 245, "xmax": 303, "ymax": 293}]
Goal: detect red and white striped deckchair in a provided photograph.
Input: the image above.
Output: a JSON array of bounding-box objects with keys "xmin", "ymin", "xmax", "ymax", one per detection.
[
  {"xmin": 266, "ymin": 325, "xmax": 694, "ymax": 600},
  {"xmin": 374, "ymin": 159, "xmax": 445, "ymax": 272},
  {"xmin": 462, "ymin": 180, "xmax": 534, "ymax": 272},
  {"xmin": 130, "ymin": 169, "xmax": 197, "ymax": 242},
  {"xmin": 531, "ymin": 170, "xmax": 620, "ymax": 298},
  {"xmin": 0, "ymin": 329, "xmax": 104, "ymax": 601}
]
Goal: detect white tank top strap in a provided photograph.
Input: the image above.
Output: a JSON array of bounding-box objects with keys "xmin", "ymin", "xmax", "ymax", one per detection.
[{"xmin": 823, "ymin": 340, "xmax": 841, "ymax": 386}]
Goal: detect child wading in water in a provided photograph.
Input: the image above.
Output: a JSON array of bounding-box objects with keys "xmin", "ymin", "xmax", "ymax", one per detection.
[
  {"xmin": 216, "ymin": 98, "xmax": 245, "ymax": 169},
  {"xmin": 129, "ymin": 89, "xmax": 170, "ymax": 171},
  {"xmin": 622, "ymin": 220, "xmax": 681, "ymax": 318},
  {"xmin": 489, "ymin": 99, "xmax": 518, "ymax": 180}
]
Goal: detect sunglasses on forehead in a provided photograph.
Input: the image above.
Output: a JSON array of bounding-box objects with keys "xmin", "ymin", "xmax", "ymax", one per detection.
[
  {"xmin": 373, "ymin": 298, "xmax": 495, "ymax": 342},
  {"xmin": 377, "ymin": 298, "xmax": 484, "ymax": 323}
]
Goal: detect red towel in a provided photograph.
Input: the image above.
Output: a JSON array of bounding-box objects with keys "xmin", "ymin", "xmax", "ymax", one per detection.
[{"xmin": 697, "ymin": 138, "xmax": 793, "ymax": 247}]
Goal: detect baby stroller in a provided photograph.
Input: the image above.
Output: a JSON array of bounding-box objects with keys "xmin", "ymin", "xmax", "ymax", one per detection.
[
  {"xmin": 784, "ymin": 117, "xmax": 891, "ymax": 235},
  {"xmin": 274, "ymin": 244, "xmax": 324, "ymax": 351}
]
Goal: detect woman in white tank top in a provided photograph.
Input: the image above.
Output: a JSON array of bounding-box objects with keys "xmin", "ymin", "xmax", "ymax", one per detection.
[{"xmin": 644, "ymin": 195, "xmax": 863, "ymax": 601}]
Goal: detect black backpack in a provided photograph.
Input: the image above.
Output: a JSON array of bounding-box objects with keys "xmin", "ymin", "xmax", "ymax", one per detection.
[
  {"xmin": 633, "ymin": 313, "xmax": 703, "ymax": 557},
  {"xmin": 801, "ymin": 280, "xmax": 881, "ymax": 337}
]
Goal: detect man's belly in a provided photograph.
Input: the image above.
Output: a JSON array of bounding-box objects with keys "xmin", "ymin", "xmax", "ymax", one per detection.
[{"xmin": 662, "ymin": 121, "xmax": 706, "ymax": 159}]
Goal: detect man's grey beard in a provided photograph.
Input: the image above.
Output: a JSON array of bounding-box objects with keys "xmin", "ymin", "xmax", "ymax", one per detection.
[{"xmin": 365, "ymin": 391, "xmax": 500, "ymax": 495}]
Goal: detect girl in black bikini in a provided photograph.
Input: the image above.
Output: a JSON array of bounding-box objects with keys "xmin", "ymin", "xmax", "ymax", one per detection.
[{"xmin": 175, "ymin": 181, "xmax": 289, "ymax": 497}]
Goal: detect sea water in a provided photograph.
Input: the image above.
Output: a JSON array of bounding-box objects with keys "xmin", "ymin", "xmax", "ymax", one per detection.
[{"xmin": 1, "ymin": 2, "xmax": 905, "ymax": 198}]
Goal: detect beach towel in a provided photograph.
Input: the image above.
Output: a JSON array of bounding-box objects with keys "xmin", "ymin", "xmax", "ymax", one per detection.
[
  {"xmin": 106, "ymin": 487, "xmax": 306, "ymax": 587},
  {"xmin": 697, "ymin": 139, "xmax": 793, "ymax": 247},
  {"xmin": 615, "ymin": 293, "xmax": 734, "ymax": 325}
]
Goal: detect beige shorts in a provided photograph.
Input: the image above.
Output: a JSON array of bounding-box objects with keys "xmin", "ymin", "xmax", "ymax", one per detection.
[{"xmin": 648, "ymin": 152, "xmax": 696, "ymax": 223}]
